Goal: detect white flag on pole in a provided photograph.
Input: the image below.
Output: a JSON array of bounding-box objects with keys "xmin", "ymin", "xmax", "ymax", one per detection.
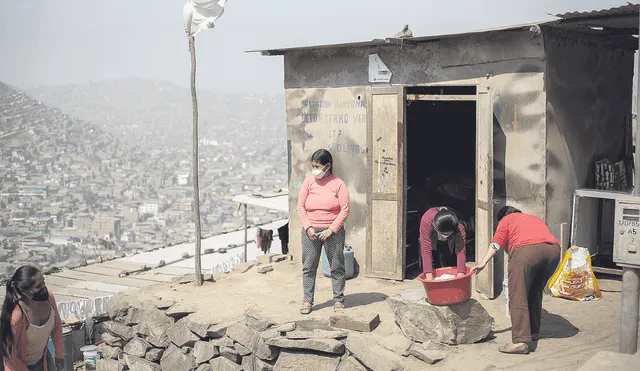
[{"xmin": 183, "ymin": 0, "xmax": 228, "ymax": 37}]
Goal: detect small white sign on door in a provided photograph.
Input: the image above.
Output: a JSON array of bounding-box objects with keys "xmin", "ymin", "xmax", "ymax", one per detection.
[{"xmin": 368, "ymin": 54, "xmax": 392, "ymax": 83}]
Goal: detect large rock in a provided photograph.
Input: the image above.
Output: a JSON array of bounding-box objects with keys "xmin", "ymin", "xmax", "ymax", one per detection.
[
  {"xmin": 123, "ymin": 354, "xmax": 161, "ymax": 371},
  {"xmin": 166, "ymin": 302, "xmax": 197, "ymax": 319},
  {"xmin": 196, "ymin": 364, "xmax": 213, "ymax": 371},
  {"xmin": 286, "ymin": 330, "xmax": 346, "ymax": 340},
  {"xmin": 345, "ymin": 333, "xmax": 404, "ymax": 371},
  {"xmin": 329, "ymin": 313, "xmax": 380, "ymax": 333},
  {"xmin": 145, "ymin": 348, "xmax": 164, "ymax": 362},
  {"xmin": 242, "ymin": 356, "xmax": 275, "ymax": 371},
  {"xmin": 211, "ymin": 337, "xmax": 235, "ymax": 348},
  {"xmin": 226, "ymin": 323, "xmax": 278, "ymax": 361},
  {"xmin": 266, "ymin": 338, "xmax": 345, "ymax": 355},
  {"xmin": 226, "ymin": 323, "xmax": 259, "ymax": 349},
  {"xmin": 101, "ymin": 332, "xmax": 126, "ymax": 347},
  {"xmin": 337, "ymin": 356, "xmax": 367, "ymax": 371},
  {"xmin": 207, "ymin": 320, "xmax": 237, "ymax": 339},
  {"xmin": 160, "ymin": 344, "xmax": 197, "ymax": 371},
  {"xmin": 408, "ymin": 345, "xmax": 446, "ymax": 365},
  {"xmin": 129, "ymin": 306, "xmax": 175, "ymax": 338},
  {"xmin": 98, "ymin": 343, "xmax": 123, "ymax": 360},
  {"xmin": 147, "ymin": 333, "xmax": 170, "ymax": 348},
  {"xmin": 107, "ymin": 292, "xmax": 157, "ymax": 320},
  {"xmin": 274, "ymin": 350, "xmax": 341, "ymax": 371},
  {"xmin": 210, "ymin": 357, "xmax": 242, "ymax": 371},
  {"xmin": 193, "ymin": 341, "xmax": 219, "ymax": 364},
  {"xmin": 387, "ymin": 290, "xmax": 493, "ymax": 345},
  {"xmin": 234, "ymin": 342, "xmax": 252, "ymax": 356},
  {"xmin": 245, "ymin": 311, "xmax": 277, "ymax": 332},
  {"xmin": 220, "ymin": 346, "xmax": 241, "ymax": 363},
  {"xmin": 97, "ymin": 359, "xmax": 125, "ymax": 371},
  {"xmin": 166, "ymin": 319, "xmax": 199, "ymax": 347},
  {"xmin": 380, "ymin": 334, "xmax": 412, "ymax": 356},
  {"xmin": 184, "ymin": 314, "xmax": 215, "ymax": 338},
  {"xmin": 124, "ymin": 338, "xmax": 152, "ymax": 357},
  {"xmin": 103, "ymin": 321, "xmax": 135, "ymax": 341}
]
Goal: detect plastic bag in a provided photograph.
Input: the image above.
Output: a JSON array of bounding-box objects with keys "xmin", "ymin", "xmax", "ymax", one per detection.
[{"xmin": 546, "ymin": 246, "xmax": 602, "ymax": 301}]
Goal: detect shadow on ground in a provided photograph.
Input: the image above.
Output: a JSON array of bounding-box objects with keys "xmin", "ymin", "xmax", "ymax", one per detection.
[
  {"xmin": 314, "ymin": 292, "xmax": 388, "ymax": 310},
  {"xmin": 539, "ymin": 309, "xmax": 580, "ymax": 339}
]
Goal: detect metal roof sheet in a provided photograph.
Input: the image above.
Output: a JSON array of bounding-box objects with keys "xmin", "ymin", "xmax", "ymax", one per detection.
[
  {"xmin": 248, "ymin": 22, "xmax": 548, "ymax": 56},
  {"xmin": 555, "ymin": 4, "xmax": 639, "ymax": 20}
]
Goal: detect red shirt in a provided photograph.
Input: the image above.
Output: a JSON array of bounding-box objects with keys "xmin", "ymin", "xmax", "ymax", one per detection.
[
  {"xmin": 419, "ymin": 207, "xmax": 467, "ymax": 274},
  {"xmin": 491, "ymin": 213, "xmax": 559, "ymax": 253}
]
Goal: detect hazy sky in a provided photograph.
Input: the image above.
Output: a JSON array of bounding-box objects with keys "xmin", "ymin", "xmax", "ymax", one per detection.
[{"xmin": 0, "ymin": 0, "xmax": 632, "ymax": 94}]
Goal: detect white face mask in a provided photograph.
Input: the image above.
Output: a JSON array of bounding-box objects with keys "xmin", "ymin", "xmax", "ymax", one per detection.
[{"xmin": 312, "ymin": 165, "xmax": 328, "ymax": 179}]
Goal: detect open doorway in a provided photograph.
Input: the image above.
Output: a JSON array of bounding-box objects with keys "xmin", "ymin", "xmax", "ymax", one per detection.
[{"xmin": 405, "ymin": 86, "xmax": 477, "ymax": 276}]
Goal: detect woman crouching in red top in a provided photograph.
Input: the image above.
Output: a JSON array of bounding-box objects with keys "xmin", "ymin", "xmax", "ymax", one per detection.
[
  {"xmin": 419, "ymin": 207, "xmax": 467, "ymax": 280},
  {"xmin": 472, "ymin": 206, "xmax": 561, "ymax": 355}
]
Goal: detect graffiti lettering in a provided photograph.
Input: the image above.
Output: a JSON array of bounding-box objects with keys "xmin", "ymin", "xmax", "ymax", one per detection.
[
  {"xmin": 301, "ymin": 100, "xmax": 332, "ymax": 108},
  {"xmin": 327, "ymin": 143, "xmax": 366, "ymax": 155},
  {"xmin": 375, "ymin": 156, "xmax": 396, "ymax": 167},
  {"xmin": 353, "ymin": 114, "xmax": 366, "ymax": 124},
  {"xmin": 329, "ymin": 129, "xmax": 343, "ymax": 138},
  {"xmin": 333, "ymin": 100, "xmax": 367, "ymax": 109},
  {"xmin": 300, "ymin": 113, "xmax": 349, "ymax": 124}
]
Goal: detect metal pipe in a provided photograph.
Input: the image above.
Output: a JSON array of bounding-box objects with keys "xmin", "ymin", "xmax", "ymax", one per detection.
[
  {"xmin": 619, "ymin": 267, "xmax": 640, "ymax": 353},
  {"xmin": 243, "ymin": 203, "xmax": 248, "ymax": 263},
  {"xmin": 635, "ymin": 8, "xmax": 640, "ymax": 196}
]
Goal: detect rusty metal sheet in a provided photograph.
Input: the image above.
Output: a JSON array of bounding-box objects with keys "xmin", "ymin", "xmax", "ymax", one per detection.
[
  {"xmin": 52, "ymin": 271, "xmax": 151, "ymax": 289},
  {"xmin": 555, "ymin": 4, "xmax": 638, "ymax": 20}
]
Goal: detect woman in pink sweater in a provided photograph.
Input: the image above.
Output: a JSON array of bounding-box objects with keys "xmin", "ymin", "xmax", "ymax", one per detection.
[
  {"xmin": 297, "ymin": 149, "xmax": 350, "ymax": 315},
  {"xmin": 1, "ymin": 266, "xmax": 64, "ymax": 371}
]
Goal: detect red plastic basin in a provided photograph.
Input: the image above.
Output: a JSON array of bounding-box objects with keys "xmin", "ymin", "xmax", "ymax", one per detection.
[{"xmin": 417, "ymin": 267, "xmax": 473, "ymax": 306}]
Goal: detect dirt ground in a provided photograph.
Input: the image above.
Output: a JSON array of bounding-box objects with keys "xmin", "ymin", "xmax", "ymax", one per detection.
[{"xmin": 140, "ymin": 260, "xmax": 633, "ymax": 371}]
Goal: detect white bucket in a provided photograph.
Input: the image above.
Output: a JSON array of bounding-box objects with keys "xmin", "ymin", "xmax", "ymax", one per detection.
[{"xmin": 80, "ymin": 345, "xmax": 99, "ymax": 371}]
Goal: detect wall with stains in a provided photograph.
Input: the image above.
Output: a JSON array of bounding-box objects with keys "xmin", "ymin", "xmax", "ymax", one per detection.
[
  {"xmin": 286, "ymin": 88, "xmax": 368, "ymax": 267},
  {"xmin": 281, "ymin": 29, "xmax": 549, "ymax": 282},
  {"xmin": 544, "ymin": 28, "xmax": 634, "ymax": 231}
]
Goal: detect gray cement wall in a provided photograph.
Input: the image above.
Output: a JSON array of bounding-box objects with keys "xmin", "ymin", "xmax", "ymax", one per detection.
[{"xmin": 544, "ymin": 28, "xmax": 635, "ymax": 234}]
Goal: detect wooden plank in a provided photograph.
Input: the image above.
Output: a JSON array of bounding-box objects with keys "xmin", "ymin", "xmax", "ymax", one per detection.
[
  {"xmin": 72, "ymin": 265, "xmax": 128, "ymax": 277},
  {"xmin": 44, "ymin": 276, "xmax": 131, "ymax": 293},
  {"xmin": 366, "ymin": 87, "xmax": 405, "ymax": 280},
  {"xmin": 129, "ymin": 273, "xmax": 176, "ymax": 282},
  {"xmin": 406, "ymin": 94, "xmax": 476, "ymax": 101},
  {"xmin": 52, "ymin": 271, "xmax": 150, "ymax": 289},
  {"xmin": 98, "ymin": 260, "xmax": 148, "ymax": 271},
  {"xmin": 48, "ymin": 284, "xmax": 114, "ymax": 299},
  {"xmin": 474, "ymin": 85, "xmax": 496, "ymax": 298},
  {"xmin": 154, "ymin": 266, "xmax": 196, "ymax": 276}
]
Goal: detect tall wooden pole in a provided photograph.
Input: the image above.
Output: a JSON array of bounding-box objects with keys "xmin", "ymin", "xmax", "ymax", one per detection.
[{"xmin": 189, "ymin": 36, "xmax": 203, "ymax": 286}]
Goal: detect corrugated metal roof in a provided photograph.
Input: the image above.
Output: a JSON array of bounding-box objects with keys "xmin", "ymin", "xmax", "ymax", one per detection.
[
  {"xmin": 248, "ymin": 22, "xmax": 548, "ymax": 56},
  {"xmin": 556, "ymin": 4, "xmax": 638, "ymax": 20}
]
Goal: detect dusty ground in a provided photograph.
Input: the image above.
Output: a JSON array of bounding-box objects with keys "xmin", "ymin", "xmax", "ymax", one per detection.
[{"xmin": 139, "ymin": 260, "xmax": 632, "ymax": 371}]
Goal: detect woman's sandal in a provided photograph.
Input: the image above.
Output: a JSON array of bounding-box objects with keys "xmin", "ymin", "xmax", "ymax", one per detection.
[
  {"xmin": 498, "ymin": 343, "xmax": 530, "ymax": 354},
  {"xmin": 300, "ymin": 302, "xmax": 313, "ymax": 315}
]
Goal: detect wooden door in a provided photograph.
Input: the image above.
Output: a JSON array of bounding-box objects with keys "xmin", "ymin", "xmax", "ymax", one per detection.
[
  {"xmin": 475, "ymin": 85, "xmax": 496, "ymax": 298},
  {"xmin": 365, "ymin": 87, "xmax": 406, "ymax": 280}
]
